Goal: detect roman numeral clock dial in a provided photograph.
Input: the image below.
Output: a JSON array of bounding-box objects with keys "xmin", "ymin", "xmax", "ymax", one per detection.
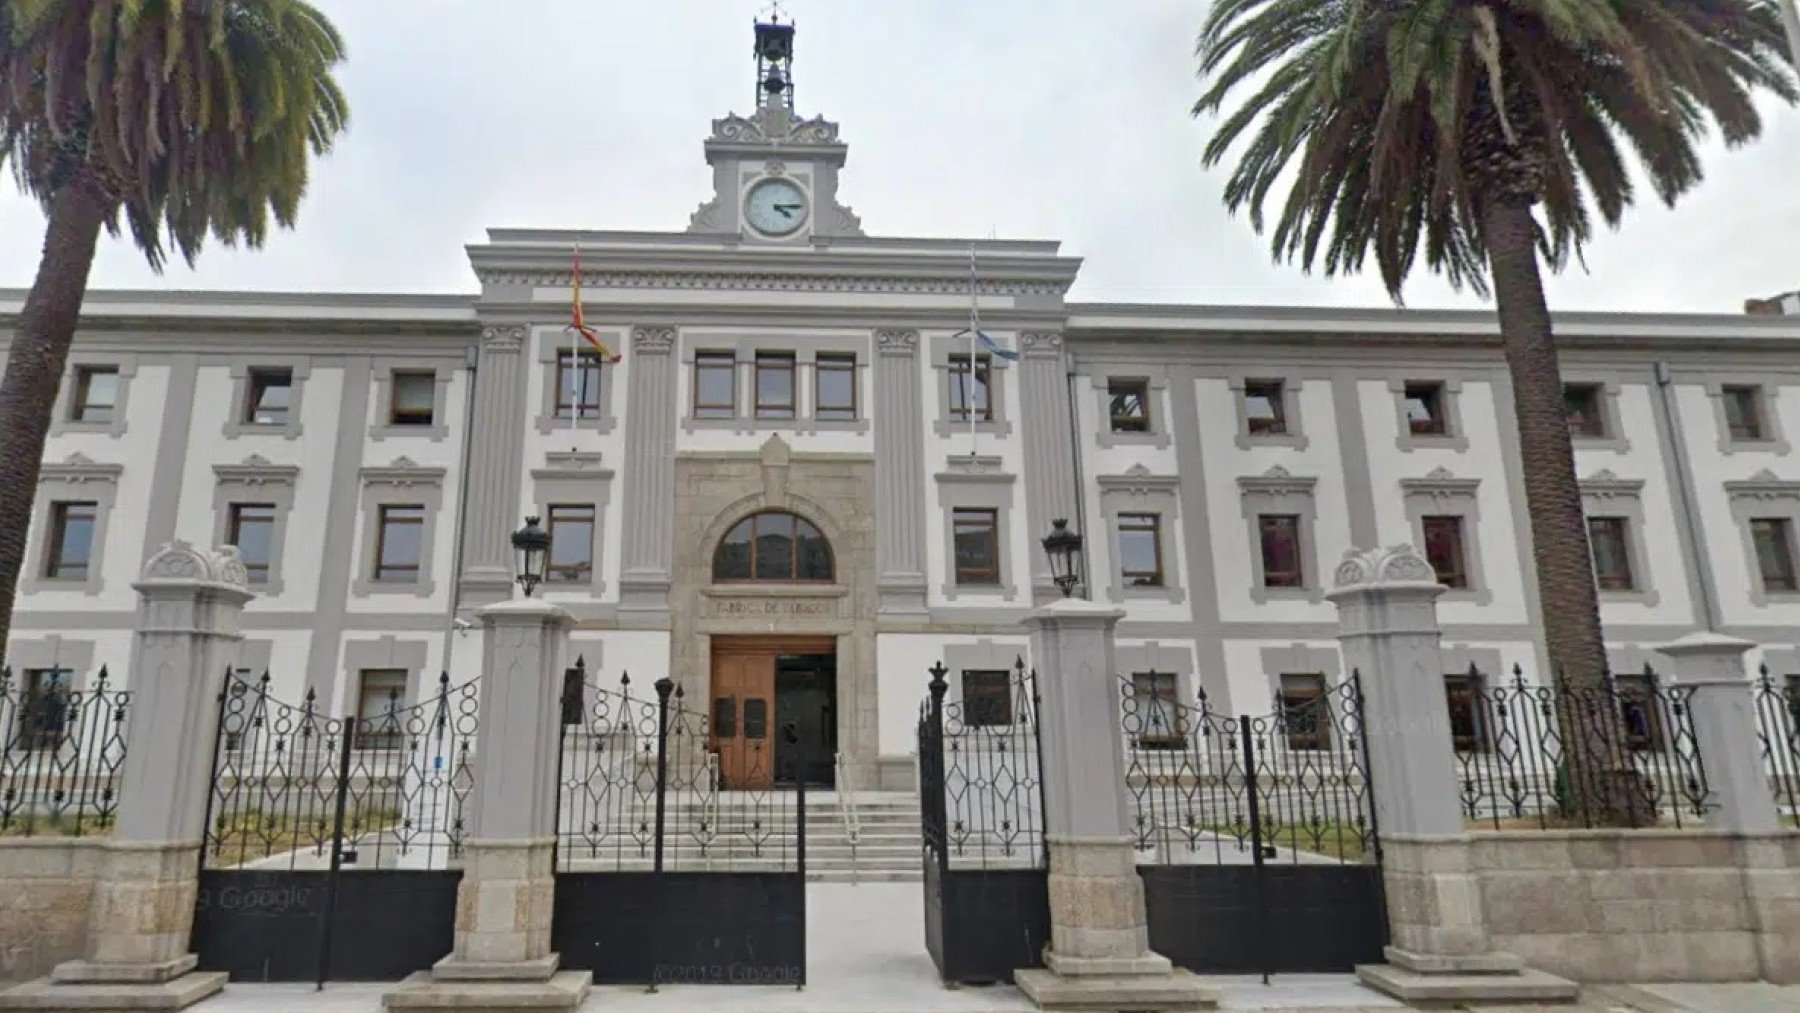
[{"xmin": 745, "ymin": 178, "xmax": 809, "ymax": 237}]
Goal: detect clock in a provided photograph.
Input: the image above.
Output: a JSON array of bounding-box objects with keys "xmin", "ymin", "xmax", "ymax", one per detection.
[{"xmin": 744, "ymin": 178, "xmax": 809, "ymax": 237}]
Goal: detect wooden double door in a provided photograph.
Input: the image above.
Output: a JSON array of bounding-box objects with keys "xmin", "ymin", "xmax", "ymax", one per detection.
[{"xmin": 710, "ymin": 636, "xmax": 837, "ymax": 790}]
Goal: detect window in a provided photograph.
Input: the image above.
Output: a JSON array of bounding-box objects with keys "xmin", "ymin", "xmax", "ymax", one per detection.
[
  {"xmin": 1258, "ymin": 514, "xmax": 1305, "ymax": 589},
  {"xmin": 546, "ymin": 505, "xmax": 596, "ymax": 584},
  {"xmin": 1117, "ymin": 513, "xmax": 1164, "ymax": 588},
  {"xmin": 389, "ymin": 371, "xmax": 436, "ymax": 426},
  {"xmin": 552, "ymin": 352, "xmax": 603, "ymax": 420},
  {"xmin": 1403, "ymin": 382, "xmax": 1448, "ymax": 436},
  {"xmin": 1614, "ymin": 672, "xmax": 1666, "ymax": 751},
  {"xmin": 71, "ymin": 367, "xmax": 119, "ymax": 424},
  {"xmin": 243, "ymin": 368, "xmax": 294, "ymax": 426},
  {"xmin": 355, "ymin": 669, "xmax": 408, "ymax": 749},
  {"xmin": 1108, "ymin": 379, "xmax": 1150, "ymax": 433},
  {"xmin": 948, "ymin": 354, "xmax": 993, "ymax": 422},
  {"xmin": 227, "ymin": 503, "xmax": 277, "ymax": 585},
  {"xmin": 44, "ymin": 501, "xmax": 98, "ymax": 581},
  {"xmin": 1723, "ymin": 385, "xmax": 1767, "ymax": 442},
  {"xmin": 952, "ymin": 508, "xmax": 1002, "ymax": 586},
  {"xmin": 1443, "ymin": 672, "xmax": 1488, "ymax": 751},
  {"xmin": 712, "ymin": 511, "xmax": 834, "ymax": 582},
  {"xmin": 1752, "ymin": 517, "xmax": 1800, "ymax": 593},
  {"xmin": 1421, "ymin": 516, "xmax": 1470, "ymax": 589},
  {"xmin": 1243, "ymin": 380, "xmax": 1287, "ymax": 436},
  {"xmin": 1279, "ymin": 673, "xmax": 1331, "ymax": 750},
  {"xmin": 693, "ymin": 352, "xmax": 737, "ymax": 419},
  {"xmin": 961, "ymin": 670, "xmax": 1012, "ymax": 728},
  {"xmin": 815, "ymin": 354, "xmax": 857, "ymax": 421},
  {"xmin": 373, "ymin": 504, "xmax": 426, "ymax": 583},
  {"xmin": 1131, "ymin": 671, "xmax": 1181, "ymax": 748},
  {"xmin": 21, "ymin": 668, "xmax": 71, "ymax": 750},
  {"xmin": 1587, "ymin": 516, "xmax": 1635, "ymax": 591},
  {"xmin": 1786, "ymin": 674, "xmax": 1800, "ymax": 732},
  {"xmin": 755, "ymin": 352, "xmax": 797, "ymax": 419},
  {"xmin": 1564, "ymin": 384, "xmax": 1606, "ymax": 438}
]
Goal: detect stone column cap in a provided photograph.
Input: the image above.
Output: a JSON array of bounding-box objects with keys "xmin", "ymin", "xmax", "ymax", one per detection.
[
  {"xmin": 131, "ymin": 541, "xmax": 253, "ymax": 597},
  {"xmin": 1326, "ymin": 544, "xmax": 1447, "ymax": 602},
  {"xmin": 1652, "ymin": 630, "xmax": 1757, "ymax": 659},
  {"xmin": 1024, "ymin": 597, "xmax": 1126, "ymax": 629},
  {"xmin": 476, "ymin": 598, "xmax": 576, "ymax": 627}
]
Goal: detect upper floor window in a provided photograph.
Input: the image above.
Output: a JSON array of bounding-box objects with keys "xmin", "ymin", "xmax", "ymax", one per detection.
[
  {"xmin": 71, "ymin": 366, "xmax": 119, "ymax": 424},
  {"xmin": 373, "ymin": 504, "xmax": 426, "ymax": 583},
  {"xmin": 1752, "ymin": 517, "xmax": 1799, "ymax": 594},
  {"xmin": 44, "ymin": 501, "xmax": 97, "ymax": 581},
  {"xmin": 755, "ymin": 353, "xmax": 797, "ymax": 420},
  {"xmin": 1563, "ymin": 384, "xmax": 1606, "ymax": 438},
  {"xmin": 816, "ymin": 354, "xmax": 858, "ymax": 421},
  {"xmin": 1108, "ymin": 379, "xmax": 1150, "ymax": 433},
  {"xmin": 244, "ymin": 368, "xmax": 294, "ymax": 426},
  {"xmin": 1118, "ymin": 513, "xmax": 1165, "ymax": 588},
  {"xmin": 948, "ymin": 354, "xmax": 993, "ymax": 423},
  {"xmin": 1403, "ymin": 382, "xmax": 1448, "ymax": 436},
  {"xmin": 952, "ymin": 507, "xmax": 1002, "ymax": 586},
  {"xmin": 1723, "ymin": 384, "xmax": 1768, "ymax": 442},
  {"xmin": 228, "ymin": 503, "xmax": 277, "ymax": 585},
  {"xmin": 547, "ymin": 504, "xmax": 596, "ymax": 584},
  {"xmin": 694, "ymin": 352, "xmax": 737, "ymax": 419},
  {"xmin": 1243, "ymin": 379, "xmax": 1288, "ymax": 436},
  {"xmin": 1587, "ymin": 516, "xmax": 1635, "ymax": 591},
  {"xmin": 1421, "ymin": 515, "xmax": 1470, "ymax": 589},
  {"xmin": 713, "ymin": 511, "xmax": 834, "ymax": 583},
  {"xmin": 1258, "ymin": 514, "xmax": 1305, "ymax": 589},
  {"xmin": 552, "ymin": 351, "xmax": 604, "ymax": 421},
  {"xmin": 389, "ymin": 370, "xmax": 437, "ymax": 427}
]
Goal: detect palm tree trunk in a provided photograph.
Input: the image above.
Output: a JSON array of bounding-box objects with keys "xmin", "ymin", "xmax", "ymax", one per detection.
[
  {"xmin": 0, "ymin": 179, "xmax": 114, "ymax": 672},
  {"xmin": 1481, "ymin": 195, "xmax": 1642, "ymax": 827}
]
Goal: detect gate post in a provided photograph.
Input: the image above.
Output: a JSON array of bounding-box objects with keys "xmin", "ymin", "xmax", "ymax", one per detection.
[
  {"xmin": 383, "ymin": 598, "xmax": 590, "ymax": 1012},
  {"xmin": 1652, "ymin": 633, "xmax": 1777, "ymax": 834},
  {"xmin": 1328, "ymin": 545, "xmax": 1576, "ymax": 1004},
  {"xmin": 1013, "ymin": 598, "xmax": 1214, "ymax": 1012},
  {"xmin": 0, "ymin": 543, "xmax": 252, "ymax": 1011}
]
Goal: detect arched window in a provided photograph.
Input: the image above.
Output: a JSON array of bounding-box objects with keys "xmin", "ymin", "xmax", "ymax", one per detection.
[{"xmin": 713, "ymin": 511, "xmax": 834, "ymax": 583}]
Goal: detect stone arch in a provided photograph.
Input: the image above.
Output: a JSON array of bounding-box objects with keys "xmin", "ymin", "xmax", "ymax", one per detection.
[{"xmin": 697, "ymin": 489, "xmax": 855, "ymax": 580}]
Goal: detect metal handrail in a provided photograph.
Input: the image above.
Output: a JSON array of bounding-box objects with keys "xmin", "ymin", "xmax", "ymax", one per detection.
[{"xmin": 835, "ymin": 751, "xmax": 861, "ymax": 882}]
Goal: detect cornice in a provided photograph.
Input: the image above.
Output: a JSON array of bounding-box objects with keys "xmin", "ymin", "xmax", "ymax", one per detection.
[{"xmin": 475, "ymin": 266, "xmax": 1072, "ymax": 298}]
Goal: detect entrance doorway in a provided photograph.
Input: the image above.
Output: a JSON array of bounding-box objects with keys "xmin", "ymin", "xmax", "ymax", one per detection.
[{"xmin": 711, "ymin": 636, "xmax": 837, "ymax": 790}]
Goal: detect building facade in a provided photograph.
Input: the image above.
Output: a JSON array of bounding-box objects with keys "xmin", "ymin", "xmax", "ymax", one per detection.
[{"xmin": 6, "ymin": 25, "xmax": 1800, "ymax": 792}]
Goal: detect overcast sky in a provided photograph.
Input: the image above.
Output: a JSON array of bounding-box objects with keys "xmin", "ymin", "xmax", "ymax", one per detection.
[{"xmin": 1, "ymin": 0, "xmax": 1796, "ymax": 312}]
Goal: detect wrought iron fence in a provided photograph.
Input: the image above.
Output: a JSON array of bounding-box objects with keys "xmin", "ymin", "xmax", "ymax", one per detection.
[
  {"xmin": 1452, "ymin": 664, "xmax": 1709, "ymax": 830},
  {"xmin": 1121, "ymin": 674, "xmax": 1375, "ymax": 867},
  {"xmin": 0, "ymin": 665, "xmax": 129, "ymax": 837},
  {"xmin": 1754, "ymin": 665, "xmax": 1800, "ymax": 822},
  {"xmin": 202, "ymin": 670, "xmax": 479, "ymax": 871},
  {"xmin": 918, "ymin": 658, "xmax": 1046, "ymax": 870},
  {"xmin": 556, "ymin": 660, "xmax": 803, "ymax": 873}
]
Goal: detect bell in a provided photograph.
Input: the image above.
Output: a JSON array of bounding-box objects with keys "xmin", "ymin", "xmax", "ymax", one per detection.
[
  {"xmin": 755, "ymin": 22, "xmax": 795, "ymax": 62},
  {"xmin": 763, "ymin": 71, "xmax": 789, "ymax": 95}
]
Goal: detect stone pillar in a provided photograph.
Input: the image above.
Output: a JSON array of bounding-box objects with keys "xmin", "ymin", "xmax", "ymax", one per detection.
[
  {"xmin": 1327, "ymin": 546, "xmax": 1576, "ymax": 1005},
  {"xmin": 458, "ymin": 324, "xmax": 531, "ymax": 607},
  {"xmin": 1, "ymin": 544, "xmax": 252, "ymax": 1010},
  {"xmin": 618, "ymin": 326, "xmax": 678, "ymax": 622},
  {"xmin": 873, "ymin": 328, "xmax": 928, "ymax": 615},
  {"xmin": 1012, "ymin": 598, "xmax": 1214, "ymax": 1012},
  {"xmin": 384, "ymin": 599, "xmax": 590, "ymax": 1012},
  {"xmin": 1017, "ymin": 332, "xmax": 1079, "ymax": 605},
  {"xmin": 1654, "ymin": 633, "xmax": 1780, "ymax": 833}
]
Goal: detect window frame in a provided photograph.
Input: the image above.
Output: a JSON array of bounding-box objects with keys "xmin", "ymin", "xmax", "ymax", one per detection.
[
  {"xmin": 1723, "ymin": 384, "xmax": 1767, "ymax": 442},
  {"xmin": 1753, "ymin": 517, "xmax": 1800, "ymax": 594},
  {"xmin": 814, "ymin": 352, "xmax": 859, "ymax": 422},
  {"xmin": 243, "ymin": 367, "xmax": 295, "ymax": 427},
  {"xmin": 1402, "ymin": 470, "xmax": 1490, "ymax": 603},
  {"xmin": 711, "ymin": 510, "xmax": 836, "ymax": 584},
  {"xmin": 51, "ymin": 355, "xmax": 138, "ymax": 438},
  {"xmin": 354, "ymin": 668, "xmax": 410, "ymax": 751},
  {"xmin": 224, "ymin": 361, "xmax": 309, "ymax": 440},
  {"xmin": 1243, "ymin": 379, "xmax": 1288, "ymax": 436},
  {"xmin": 1613, "ymin": 672, "xmax": 1667, "ymax": 752},
  {"xmin": 1107, "ymin": 378, "xmax": 1151, "ymax": 434},
  {"xmin": 545, "ymin": 503, "xmax": 598, "ymax": 585},
  {"xmin": 226, "ymin": 503, "xmax": 279, "ymax": 586},
  {"xmin": 1586, "ymin": 515, "xmax": 1636, "ymax": 592},
  {"xmin": 373, "ymin": 504, "xmax": 427, "ymax": 584},
  {"xmin": 754, "ymin": 352, "xmax": 798, "ymax": 420},
  {"xmin": 1563, "ymin": 383, "xmax": 1607, "ymax": 439},
  {"xmin": 1258, "ymin": 514, "xmax": 1305, "ymax": 590},
  {"xmin": 354, "ymin": 459, "xmax": 446, "ymax": 598},
  {"xmin": 388, "ymin": 370, "xmax": 439, "ymax": 428},
  {"xmin": 693, "ymin": 351, "xmax": 739, "ymax": 420},
  {"xmin": 1708, "ymin": 378, "xmax": 1790, "ymax": 455},
  {"xmin": 1420, "ymin": 514, "xmax": 1471, "ymax": 590},
  {"xmin": 1239, "ymin": 467, "xmax": 1320, "ymax": 603},
  {"xmin": 1278, "ymin": 673, "xmax": 1332, "ymax": 751},
  {"xmin": 946, "ymin": 353, "xmax": 995, "ymax": 424},
  {"xmin": 1130, "ymin": 670, "xmax": 1183, "ymax": 748},
  {"xmin": 70, "ymin": 366, "xmax": 120, "ymax": 425},
  {"xmin": 1390, "ymin": 378, "xmax": 1468, "ymax": 451},
  {"xmin": 1116, "ymin": 512, "xmax": 1165, "ymax": 589},
  {"xmin": 951, "ymin": 507, "xmax": 1003, "ymax": 587},
  {"xmin": 43, "ymin": 501, "xmax": 99, "ymax": 582},
  {"xmin": 1443, "ymin": 671, "xmax": 1490, "ymax": 752},
  {"xmin": 1726, "ymin": 473, "xmax": 1800, "ymax": 605}
]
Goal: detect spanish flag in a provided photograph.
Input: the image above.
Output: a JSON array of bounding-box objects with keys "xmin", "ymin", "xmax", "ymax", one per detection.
[{"xmin": 570, "ymin": 245, "xmax": 621, "ymax": 363}]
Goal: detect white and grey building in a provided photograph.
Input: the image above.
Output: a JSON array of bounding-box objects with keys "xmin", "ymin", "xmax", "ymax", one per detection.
[{"xmin": 6, "ymin": 25, "xmax": 1800, "ymax": 791}]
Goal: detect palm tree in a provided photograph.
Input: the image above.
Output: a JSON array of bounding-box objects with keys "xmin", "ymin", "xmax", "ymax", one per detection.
[
  {"xmin": 0, "ymin": 0, "xmax": 347, "ymax": 667},
  {"xmin": 1197, "ymin": 0, "xmax": 1794, "ymax": 823}
]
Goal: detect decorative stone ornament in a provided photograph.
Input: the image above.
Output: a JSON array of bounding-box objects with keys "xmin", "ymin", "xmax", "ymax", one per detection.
[{"xmin": 1333, "ymin": 543, "xmax": 1439, "ymax": 590}]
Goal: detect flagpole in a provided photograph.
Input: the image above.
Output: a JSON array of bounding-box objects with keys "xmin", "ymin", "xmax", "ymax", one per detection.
[
  {"xmin": 967, "ymin": 244, "xmax": 980, "ymax": 458},
  {"xmin": 570, "ymin": 241, "xmax": 581, "ymax": 446}
]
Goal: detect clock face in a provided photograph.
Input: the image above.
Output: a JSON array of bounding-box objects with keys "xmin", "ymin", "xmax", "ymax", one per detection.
[{"xmin": 745, "ymin": 178, "xmax": 809, "ymax": 237}]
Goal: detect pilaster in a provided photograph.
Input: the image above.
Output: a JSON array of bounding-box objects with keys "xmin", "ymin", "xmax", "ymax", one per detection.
[
  {"xmin": 458, "ymin": 325, "xmax": 531, "ymax": 607},
  {"xmin": 1017, "ymin": 332, "xmax": 1078, "ymax": 605},
  {"xmin": 619, "ymin": 326, "xmax": 679, "ymax": 622},
  {"xmin": 874, "ymin": 328, "xmax": 928, "ymax": 614}
]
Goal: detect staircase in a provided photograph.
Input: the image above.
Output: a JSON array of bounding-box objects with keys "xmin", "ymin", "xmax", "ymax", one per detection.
[{"xmin": 554, "ymin": 791, "xmax": 924, "ymax": 883}]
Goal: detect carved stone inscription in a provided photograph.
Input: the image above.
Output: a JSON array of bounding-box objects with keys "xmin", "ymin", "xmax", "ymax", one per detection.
[{"xmin": 709, "ymin": 597, "xmax": 836, "ymax": 619}]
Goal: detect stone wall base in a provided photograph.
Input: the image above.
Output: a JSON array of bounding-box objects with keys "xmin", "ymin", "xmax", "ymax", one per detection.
[
  {"xmin": 0, "ymin": 971, "xmax": 224, "ymax": 1011},
  {"xmin": 1014, "ymin": 967, "xmax": 1214, "ymax": 1012},
  {"xmin": 382, "ymin": 970, "xmax": 590, "ymax": 1013},
  {"xmin": 446, "ymin": 840, "xmax": 556, "ymax": 968},
  {"xmin": 0, "ymin": 840, "xmax": 103, "ymax": 986}
]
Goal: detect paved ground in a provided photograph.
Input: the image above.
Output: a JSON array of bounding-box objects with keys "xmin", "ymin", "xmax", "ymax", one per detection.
[{"xmin": 186, "ymin": 883, "xmax": 1798, "ymax": 1012}]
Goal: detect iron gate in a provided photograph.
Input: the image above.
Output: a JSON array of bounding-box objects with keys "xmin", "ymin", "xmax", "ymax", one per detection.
[
  {"xmin": 191, "ymin": 671, "xmax": 478, "ymax": 983},
  {"xmin": 551, "ymin": 662, "xmax": 806, "ymax": 986},
  {"xmin": 1123, "ymin": 673, "xmax": 1386, "ymax": 977},
  {"xmin": 918, "ymin": 659, "xmax": 1051, "ymax": 986}
]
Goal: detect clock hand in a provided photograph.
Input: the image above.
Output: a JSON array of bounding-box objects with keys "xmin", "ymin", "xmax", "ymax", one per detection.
[{"xmin": 773, "ymin": 203, "xmax": 804, "ymax": 213}]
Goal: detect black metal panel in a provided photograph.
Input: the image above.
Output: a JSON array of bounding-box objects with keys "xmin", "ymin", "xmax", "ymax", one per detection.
[
  {"xmin": 1141, "ymin": 864, "xmax": 1386, "ymax": 974},
  {"xmin": 554, "ymin": 872, "xmax": 805, "ymax": 985},
  {"xmin": 934, "ymin": 869, "xmax": 1049, "ymax": 985},
  {"xmin": 193, "ymin": 870, "xmax": 458, "ymax": 982}
]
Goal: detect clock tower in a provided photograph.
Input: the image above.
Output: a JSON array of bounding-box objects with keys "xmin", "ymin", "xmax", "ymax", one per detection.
[{"xmin": 687, "ymin": 13, "xmax": 865, "ymax": 241}]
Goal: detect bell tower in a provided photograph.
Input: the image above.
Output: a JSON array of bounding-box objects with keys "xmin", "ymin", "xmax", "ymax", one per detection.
[{"xmin": 687, "ymin": 11, "xmax": 865, "ymax": 241}]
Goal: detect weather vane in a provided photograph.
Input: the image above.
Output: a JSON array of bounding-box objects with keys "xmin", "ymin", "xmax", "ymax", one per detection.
[{"xmin": 761, "ymin": 1, "xmax": 789, "ymax": 22}]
